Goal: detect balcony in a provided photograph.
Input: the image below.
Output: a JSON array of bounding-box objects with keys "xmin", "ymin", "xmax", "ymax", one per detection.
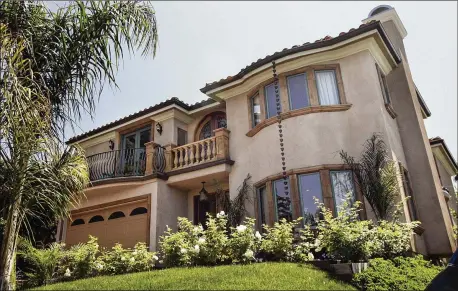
[{"xmin": 86, "ymin": 128, "xmax": 231, "ymax": 183}]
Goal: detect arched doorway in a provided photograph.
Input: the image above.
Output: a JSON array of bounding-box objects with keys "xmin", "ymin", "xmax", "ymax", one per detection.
[{"xmin": 195, "ymin": 111, "xmax": 227, "ymax": 141}]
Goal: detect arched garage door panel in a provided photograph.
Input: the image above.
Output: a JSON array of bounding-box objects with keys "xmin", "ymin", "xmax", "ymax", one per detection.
[{"xmin": 66, "ymin": 199, "xmax": 149, "ymax": 249}]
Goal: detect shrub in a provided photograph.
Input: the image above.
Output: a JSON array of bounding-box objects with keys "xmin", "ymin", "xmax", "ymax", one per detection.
[
  {"xmin": 227, "ymin": 217, "xmax": 259, "ymax": 263},
  {"xmin": 260, "ymin": 218, "xmax": 302, "ymax": 261},
  {"xmin": 315, "ymin": 197, "xmax": 375, "ymax": 262},
  {"xmin": 159, "ymin": 216, "xmax": 204, "ymax": 267},
  {"xmin": 59, "ymin": 235, "xmax": 100, "ymax": 279},
  {"xmin": 353, "ymin": 256, "xmax": 443, "ymax": 291},
  {"xmin": 17, "ymin": 238, "xmax": 65, "ymax": 287},
  {"xmin": 371, "ymin": 219, "xmax": 419, "ymax": 259},
  {"xmin": 97, "ymin": 242, "xmax": 158, "ymax": 275},
  {"xmin": 194, "ymin": 212, "xmax": 228, "ymax": 265}
]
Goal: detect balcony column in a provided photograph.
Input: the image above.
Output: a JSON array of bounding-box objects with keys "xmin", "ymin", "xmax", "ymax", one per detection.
[
  {"xmin": 164, "ymin": 143, "xmax": 176, "ymax": 172},
  {"xmin": 213, "ymin": 128, "xmax": 230, "ymax": 160},
  {"xmin": 145, "ymin": 141, "xmax": 160, "ymax": 175}
]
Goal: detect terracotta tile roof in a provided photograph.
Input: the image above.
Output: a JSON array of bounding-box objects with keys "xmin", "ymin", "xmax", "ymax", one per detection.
[
  {"xmin": 200, "ymin": 20, "xmax": 401, "ymax": 93},
  {"xmin": 67, "ymin": 97, "xmax": 216, "ymax": 144}
]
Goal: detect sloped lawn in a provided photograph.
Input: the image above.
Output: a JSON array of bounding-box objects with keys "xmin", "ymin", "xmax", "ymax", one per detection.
[{"xmin": 35, "ymin": 262, "xmax": 356, "ymax": 290}]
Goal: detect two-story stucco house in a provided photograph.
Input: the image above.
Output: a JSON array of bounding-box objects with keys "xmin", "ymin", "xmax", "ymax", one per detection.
[{"xmin": 57, "ymin": 5, "xmax": 458, "ymax": 258}]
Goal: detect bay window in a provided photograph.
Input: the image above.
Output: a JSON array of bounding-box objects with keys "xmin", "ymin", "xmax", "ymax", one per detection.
[
  {"xmin": 330, "ymin": 170, "xmax": 356, "ymax": 214},
  {"xmin": 273, "ymin": 178, "xmax": 292, "ymax": 221},
  {"xmin": 287, "ymin": 73, "xmax": 310, "ymax": 110},
  {"xmin": 315, "ymin": 70, "xmax": 340, "ymax": 105},
  {"xmin": 298, "ymin": 173, "xmax": 323, "ymax": 226},
  {"xmin": 264, "ymin": 83, "xmax": 280, "ymax": 118},
  {"xmin": 251, "ymin": 93, "xmax": 261, "ymax": 127},
  {"xmin": 256, "ymin": 186, "xmax": 267, "ymax": 226}
]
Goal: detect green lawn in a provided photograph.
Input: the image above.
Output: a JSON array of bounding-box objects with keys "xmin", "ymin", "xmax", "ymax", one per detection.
[{"xmin": 36, "ymin": 263, "xmax": 356, "ymax": 290}]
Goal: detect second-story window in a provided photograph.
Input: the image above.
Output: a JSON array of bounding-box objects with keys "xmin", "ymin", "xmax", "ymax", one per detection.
[
  {"xmin": 251, "ymin": 93, "xmax": 261, "ymax": 127},
  {"xmin": 287, "ymin": 73, "xmax": 310, "ymax": 110},
  {"xmin": 264, "ymin": 82, "xmax": 280, "ymax": 118},
  {"xmin": 376, "ymin": 64, "xmax": 391, "ymax": 105},
  {"xmin": 177, "ymin": 128, "xmax": 187, "ymax": 146},
  {"xmin": 315, "ymin": 70, "xmax": 340, "ymax": 105}
]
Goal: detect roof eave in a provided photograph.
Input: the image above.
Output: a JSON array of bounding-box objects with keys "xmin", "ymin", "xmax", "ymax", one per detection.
[{"xmin": 200, "ymin": 21, "xmax": 401, "ymax": 94}]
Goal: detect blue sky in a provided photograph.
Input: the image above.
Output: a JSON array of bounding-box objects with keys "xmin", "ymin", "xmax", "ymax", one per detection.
[{"xmin": 67, "ymin": 1, "xmax": 457, "ymax": 159}]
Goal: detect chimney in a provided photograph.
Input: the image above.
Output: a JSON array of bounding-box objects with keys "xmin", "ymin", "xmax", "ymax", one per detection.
[{"xmin": 362, "ymin": 5, "xmax": 408, "ymax": 59}]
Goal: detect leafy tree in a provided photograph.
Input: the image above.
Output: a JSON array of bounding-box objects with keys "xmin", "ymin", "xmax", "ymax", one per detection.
[
  {"xmin": 0, "ymin": 1, "xmax": 158, "ymax": 289},
  {"xmin": 339, "ymin": 133, "xmax": 401, "ymax": 221}
]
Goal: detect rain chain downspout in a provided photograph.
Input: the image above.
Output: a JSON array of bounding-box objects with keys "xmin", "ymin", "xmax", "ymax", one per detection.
[{"xmin": 271, "ymin": 61, "xmax": 291, "ymax": 221}]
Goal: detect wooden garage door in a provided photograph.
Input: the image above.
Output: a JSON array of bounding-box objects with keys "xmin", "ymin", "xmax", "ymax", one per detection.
[{"xmin": 66, "ymin": 197, "xmax": 149, "ymax": 249}]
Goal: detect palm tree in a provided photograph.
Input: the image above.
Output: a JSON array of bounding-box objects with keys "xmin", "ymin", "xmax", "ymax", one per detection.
[
  {"xmin": 0, "ymin": 1, "xmax": 158, "ymax": 289},
  {"xmin": 339, "ymin": 133, "xmax": 401, "ymax": 221}
]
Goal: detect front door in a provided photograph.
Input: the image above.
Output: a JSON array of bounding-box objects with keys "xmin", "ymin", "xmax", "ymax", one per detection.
[{"xmin": 193, "ymin": 194, "xmax": 217, "ymax": 227}]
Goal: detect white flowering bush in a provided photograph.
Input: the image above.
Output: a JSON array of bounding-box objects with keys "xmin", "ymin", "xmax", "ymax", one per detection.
[
  {"xmin": 227, "ymin": 218, "xmax": 259, "ymax": 263},
  {"xmin": 159, "ymin": 217, "xmax": 203, "ymax": 267},
  {"xmin": 96, "ymin": 242, "xmax": 158, "ymax": 275},
  {"xmin": 315, "ymin": 196, "xmax": 375, "ymax": 262},
  {"xmin": 59, "ymin": 235, "xmax": 100, "ymax": 279},
  {"xmin": 260, "ymin": 217, "xmax": 303, "ymax": 261},
  {"xmin": 315, "ymin": 195, "xmax": 420, "ymax": 262},
  {"xmin": 371, "ymin": 219, "xmax": 420, "ymax": 259},
  {"xmin": 197, "ymin": 212, "xmax": 228, "ymax": 265},
  {"xmin": 290, "ymin": 228, "xmax": 320, "ymax": 263}
]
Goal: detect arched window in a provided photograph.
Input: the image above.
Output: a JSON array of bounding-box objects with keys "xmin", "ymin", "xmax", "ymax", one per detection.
[
  {"xmin": 195, "ymin": 111, "xmax": 227, "ymax": 141},
  {"xmin": 108, "ymin": 211, "xmax": 126, "ymax": 220},
  {"xmin": 88, "ymin": 215, "xmax": 104, "ymax": 223},
  {"xmin": 71, "ymin": 218, "xmax": 85, "ymax": 226},
  {"xmin": 108, "ymin": 211, "xmax": 125, "ymax": 220},
  {"xmin": 130, "ymin": 207, "xmax": 148, "ymax": 216}
]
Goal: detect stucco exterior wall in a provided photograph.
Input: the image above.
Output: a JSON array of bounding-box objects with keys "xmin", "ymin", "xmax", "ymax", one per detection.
[
  {"xmin": 388, "ymin": 55, "xmax": 455, "ymax": 255},
  {"xmin": 435, "ymin": 158, "xmax": 457, "ymax": 223},
  {"xmin": 155, "ymin": 180, "xmax": 188, "ymax": 247},
  {"xmin": 225, "ymin": 51, "xmax": 405, "ymax": 208}
]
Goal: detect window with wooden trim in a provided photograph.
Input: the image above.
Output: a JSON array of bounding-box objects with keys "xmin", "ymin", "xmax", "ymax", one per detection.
[
  {"xmin": 298, "ymin": 172, "xmax": 323, "ymax": 226},
  {"xmin": 177, "ymin": 128, "xmax": 188, "ymax": 146},
  {"xmin": 264, "ymin": 83, "xmax": 280, "ymax": 119},
  {"xmin": 315, "ymin": 70, "xmax": 340, "ymax": 105},
  {"xmin": 273, "ymin": 178, "xmax": 292, "ymax": 221},
  {"xmin": 256, "ymin": 186, "xmax": 267, "ymax": 226},
  {"xmin": 376, "ymin": 64, "xmax": 391, "ymax": 105},
  {"xmin": 251, "ymin": 93, "xmax": 261, "ymax": 127},
  {"xmin": 108, "ymin": 211, "xmax": 125, "ymax": 220},
  {"xmin": 330, "ymin": 170, "xmax": 356, "ymax": 215},
  {"xmin": 88, "ymin": 215, "xmax": 104, "ymax": 223},
  {"xmin": 400, "ymin": 164, "xmax": 418, "ymax": 221},
  {"xmin": 287, "ymin": 73, "xmax": 310, "ymax": 110}
]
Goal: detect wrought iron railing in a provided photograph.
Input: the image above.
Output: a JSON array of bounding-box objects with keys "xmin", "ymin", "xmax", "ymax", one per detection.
[{"xmin": 86, "ymin": 147, "xmax": 165, "ymax": 181}]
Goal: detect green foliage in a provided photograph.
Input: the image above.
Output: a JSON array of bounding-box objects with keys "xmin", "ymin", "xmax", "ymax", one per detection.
[
  {"xmin": 60, "ymin": 236, "xmax": 100, "ymax": 279},
  {"xmin": 260, "ymin": 217, "xmax": 312, "ymax": 261},
  {"xmin": 316, "ymin": 197, "xmax": 374, "ymax": 262},
  {"xmin": 353, "ymin": 256, "xmax": 443, "ymax": 291},
  {"xmin": 215, "ymin": 174, "xmax": 253, "ymax": 228},
  {"xmin": 371, "ymin": 220, "xmax": 419, "ymax": 259},
  {"xmin": 159, "ymin": 217, "xmax": 203, "ymax": 267},
  {"xmin": 227, "ymin": 218, "xmax": 259, "ymax": 263},
  {"xmin": 17, "ymin": 238, "xmax": 65, "ymax": 287},
  {"xmin": 315, "ymin": 195, "xmax": 419, "ymax": 261},
  {"xmin": 198, "ymin": 213, "xmax": 229, "ymax": 265},
  {"xmin": 340, "ymin": 133, "xmax": 401, "ymax": 220},
  {"xmin": 96, "ymin": 242, "xmax": 158, "ymax": 275}
]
